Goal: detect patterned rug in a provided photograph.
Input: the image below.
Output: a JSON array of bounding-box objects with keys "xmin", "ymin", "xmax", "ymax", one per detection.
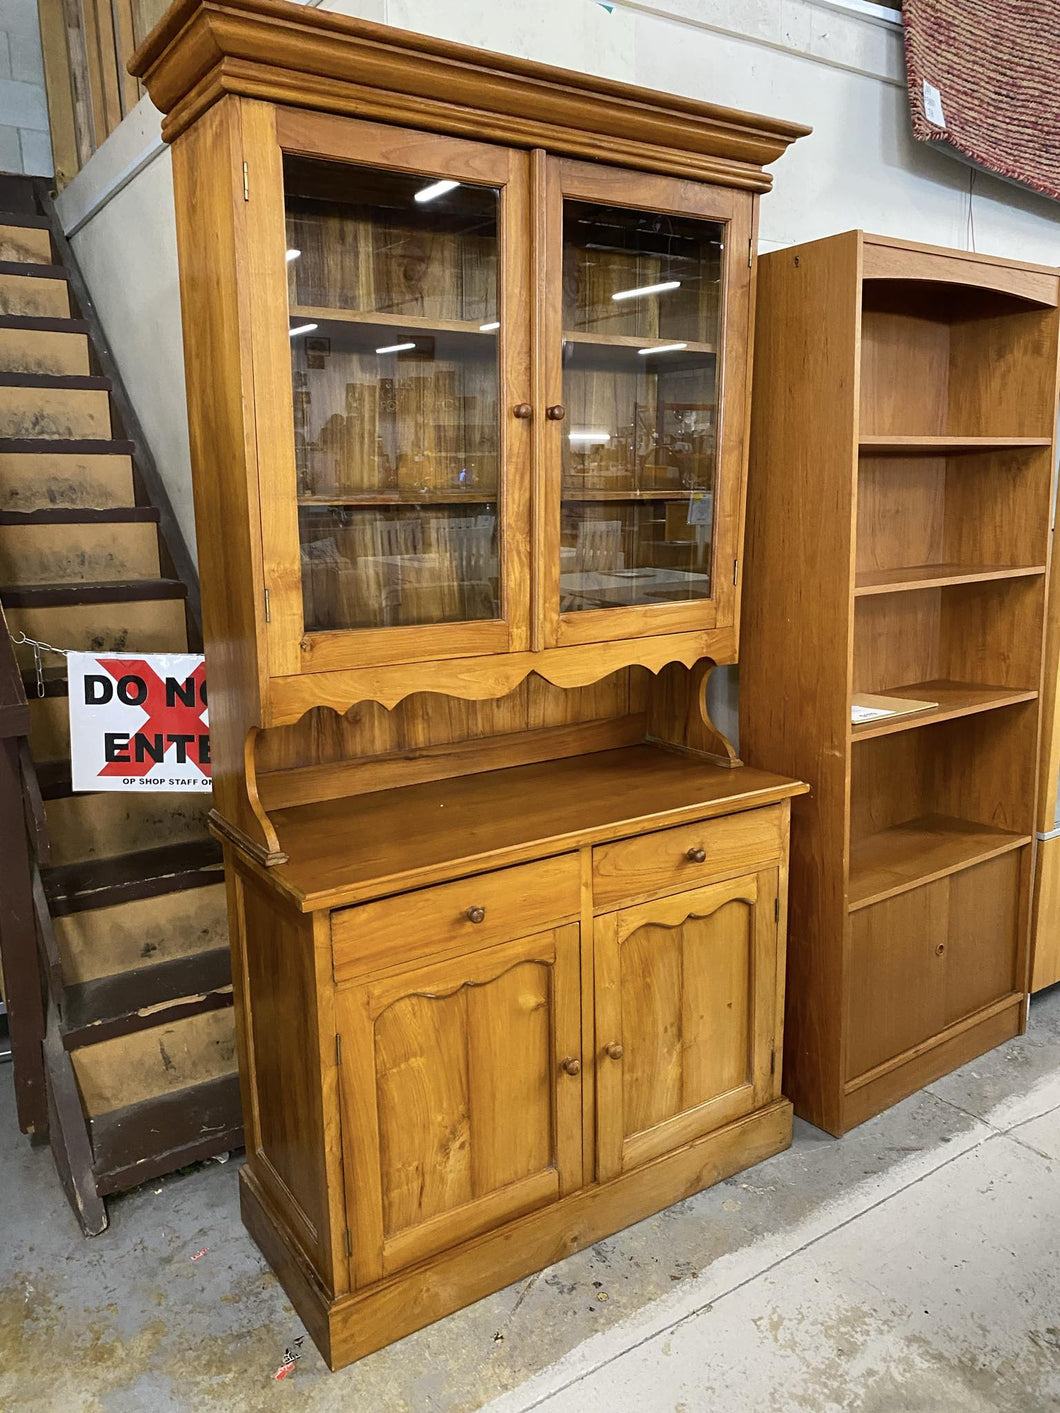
[{"xmin": 903, "ymin": 0, "xmax": 1060, "ymax": 203}]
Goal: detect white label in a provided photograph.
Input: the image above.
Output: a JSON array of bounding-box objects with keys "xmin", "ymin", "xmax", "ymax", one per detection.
[
  {"xmin": 851, "ymin": 703, "xmax": 896, "ymax": 724},
  {"xmin": 922, "ymin": 81, "xmax": 946, "ymax": 129},
  {"xmin": 68, "ymin": 651, "xmax": 211, "ymax": 792}
]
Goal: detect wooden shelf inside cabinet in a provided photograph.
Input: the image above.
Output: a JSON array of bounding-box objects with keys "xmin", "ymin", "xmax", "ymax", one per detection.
[
  {"xmin": 850, "ymin": 681, "xmax": 1039, "ymax": 742},
  {"xmin": 854, "ymin": 563, "xmax": 1046, "ymax": 596},
  {"xmin": 564, "ymin": 330, "xmax": 717, "ymax": 355},
  {"xmin": 289, "ymin": 306, "xmax": 495, "ymax": 338},
  {"xmin": 298, "ymin": 492, "xmax": 497, "ymax": 506},
  {"xmin": 848, "ymin": 813, "xmax": 1031, "ymax": 912},
  {"xmin": 858, "ymin": 436, "xmax": 1053, "ymax": 455},
  {"xmin": 561, "ymin": 490, "xmax": 699, "ymax": 502}
]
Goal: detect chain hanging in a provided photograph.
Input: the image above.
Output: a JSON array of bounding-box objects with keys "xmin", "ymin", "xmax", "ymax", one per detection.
[{"xmin": 8, "ymin": 630, "xmax": 70, "ymax": 699}]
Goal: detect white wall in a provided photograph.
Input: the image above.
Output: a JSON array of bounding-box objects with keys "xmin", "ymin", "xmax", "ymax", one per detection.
[
  {"xmin": 0, "ymin": 0, "xmax": 52, "ymax": 175},
  {"xmin": 53, "ymin": 0, "xmax": 1060, "ymax": 730}
]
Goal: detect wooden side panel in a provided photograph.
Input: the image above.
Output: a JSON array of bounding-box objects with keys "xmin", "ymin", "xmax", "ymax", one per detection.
[
  {"xmin": 170, "ymin": 96, "xmax": 274, "ymax": 856},
  {"xmin": 740, "ymin": 232, "xmax": 861, "ymax": 1133},
  {"xmin": 1031, "ymin": 835, "xmax": 1060, "ymax": 992},
  {"xmin": 239, "ymin": 876, "xmax": 333, "ymax": 1277}
]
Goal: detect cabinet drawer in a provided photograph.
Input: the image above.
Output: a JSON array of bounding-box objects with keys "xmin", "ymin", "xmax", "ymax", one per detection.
[
  {"xmin": 592, "ymin": 806, "xmax": 782, "ymax": 910},
  {"xmin": 332, "ymin": 855, "xmax": 580, "ymax": 983}
]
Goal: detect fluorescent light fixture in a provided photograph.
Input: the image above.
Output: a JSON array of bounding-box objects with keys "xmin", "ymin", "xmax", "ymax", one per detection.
[
  {"xmin": 569, "ymin": 431, "xmax": 611, "ymax": 445},
  {"xmin": 289, "ymin": 323, "xmax": 318, "ymax": 337},
  {"xmin": 637, "ymin": 342, "xmax": 688, "ymax": 356},
  {"xmin": 375, "ymin": 341, "xmax": 417, "ymax": 355},
  {"xmin": 285, "ymin": 248, "xmax": 301, "ymax": 262},
  {"xmin": 479, "ymin": 321, "xmax": 500, "ymax": 332},
  {"xmin": 414, "ymin": 178, "xmax": 459, "ymax": 204},
  {"xmin": 611, "ymin": 280, "xmax": 681, "ymax": 302}
]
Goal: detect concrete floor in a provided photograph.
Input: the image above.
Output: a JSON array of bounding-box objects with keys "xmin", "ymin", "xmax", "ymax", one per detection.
[{"xmin": 5, "ymin": 990, "xmax": 1060, "ymax": 1412}]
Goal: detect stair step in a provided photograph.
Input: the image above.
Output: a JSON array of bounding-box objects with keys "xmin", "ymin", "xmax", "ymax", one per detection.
[
  {"xmin": 0, "ymin": 222, "xmax": 52, "ymax": 265},
  {"xmin": 0, "ymin": 517, "xmax": 160, "ymax": 586},
  {"xmin": 0, "ymin": 210, "xmax": 51, "ymax": 230},
  {"xmin": 1, "ymin": 577, "xmax": 186, "ymax": 607},
  {"xmin": 45, "ymin": 792, "xmax": 212, "ymax": 867},
  {"xmin": 0, "ymin": 374, "xmax": 108, "ymax": 390},
  {"xmin": 62, "ymin": 947, "xmax": 232, "ymax": 1049},
  {"xmin": 90, "ymin": 1071, "xmax": 242, "ymax": 1196},
  {"xmin": 43, "ymin": 838, "xmax": 224, "ymax": 915},
  {"xmin": 0, "ymin": 260, "xmax": 67, "ymax": 281},
  {"xmin": 0, "ymin": 385, "xmax": 112, "ymax": 441},
  {"xmin": 0, "ymin": 449, "xmax": 135, "ymax": 512},
  {"xmin": 37, "ymin": 758, "xmax": 75, "ymax": 799},
  {"xmin": 54, "ymin": 881, "xmax": 228, "ymax": 983},
  {"xmin": 0, "ymin": 326, "xmax": 91, "ymax": 377},
  {"xmin": 0, "ymin": 315, "xmax": 89, "ymax": 334},
  {"xmin": 0, "ymin": 273, "xmax": 70, "ymax": 319},
  {"xmin": 0, "ymin": 507, "xmax": 157, "ymax": 525},
  {"xmin": 6, "ymin": 597, "xmax": 189, "ymax": 672},
  {"xmin": 0, "ymin": 437, "xmax": 133, "ymax": 456}
]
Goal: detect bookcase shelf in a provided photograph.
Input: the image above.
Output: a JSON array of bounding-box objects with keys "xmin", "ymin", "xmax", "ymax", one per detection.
[
  {"xmin": 859, "ymin": 435, "xmax": 1052, "ymax": 455},
  {"xmin": 290, "ymin": 306, "xmax": 495, "ymax": 338},
  {"xmin": 854, "ymin": 563, "xmax": 1046, "ymax": 596},
  {"xmin": 850, "ymin": 680, "xmax": 1039, "ymax": 742},
  {"xmin": 742, "ymin": 230, "xmax": 1060, "ymax": 1135},
  {"xmin": 848, "ymin": 813, "xmax": 1030, "ymax": 912}
]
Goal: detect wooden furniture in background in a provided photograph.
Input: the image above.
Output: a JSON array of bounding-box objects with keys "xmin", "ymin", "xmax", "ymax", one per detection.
[
  {"xmin": 1030, "ymin": 484, "xmax": 1060, "ymax": 993},
  {"xmin": 131, "ymin": 0, "xmax": 808, "ymax": 1369},
  {"xmin": 741, "ymin": 230, "xmax": 1060, "ymax": 1135}
]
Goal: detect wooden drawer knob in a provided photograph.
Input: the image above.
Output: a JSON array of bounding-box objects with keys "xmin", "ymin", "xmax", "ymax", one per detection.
[
  {"xmin": 546, "ymin": 404, "xmax": 566, "ymax": 421},
  {"xmin": 561, "ymin": 1056, "xmax": 581, "ymax": 1076},
  {"xmin": 466, "ymin": 905, "xmax": 486, "ymax": 924},
  {"xmin": 605, "ymin": 1041, "xmax": 624, "ymax": 1061},
  {"xmin": 513, "ymin": 402, "xmax": 532, "ymax": 419},
  {"xmin": 935, "ymin": 942, "xmax": 946, "ymax": 957},
  {"xmin": 686, "ymin": 846, "xmax": 706, "ymax": 863}
]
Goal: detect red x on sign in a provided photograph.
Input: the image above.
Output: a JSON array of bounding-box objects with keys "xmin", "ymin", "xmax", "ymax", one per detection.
[{"xmin": 95, "ymin": 657, "xmax": 211, "ymax": 779}]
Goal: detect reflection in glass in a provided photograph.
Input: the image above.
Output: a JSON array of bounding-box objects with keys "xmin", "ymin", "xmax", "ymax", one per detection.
[
  {"xmin": 560, "ymin": 201, "xmax": 723, "ymax": 612},
  {"xmin": 284, "ymin": 157, "xmax": 501, "ymax": 632}
]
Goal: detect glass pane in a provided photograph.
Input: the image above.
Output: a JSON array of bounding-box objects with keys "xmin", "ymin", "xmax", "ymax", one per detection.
[
  {"xmin": 284, "ymin": 156, "xmax": 501, "ymax": 633},
  {"xmin": 560, "ymin": 200, "xmax": 722, "ymax": 613}
]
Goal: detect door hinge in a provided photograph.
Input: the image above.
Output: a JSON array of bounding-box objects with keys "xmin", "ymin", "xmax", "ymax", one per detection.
[
  {"xmin": 335, "ymin": 1032, "xmax": 342, "ymax": 1067},
  {"xmin": 242, "ymin": 161, "xmax": 249, "ymax": 202},
  {"xmin": 264, "ymin": 587, "xmax": 271, "ymax": 623},
  {"xmin": 748, "ymin": 237, "xmax": 754, "ymax": 268},
  {"xmin": 733, "ymin": 558, "xmax": 739, "ymax": 586},
  {"xmin": 770, "ymin": 1048, "xmax": 776, "ymax": 1076},
  {"xmin": 345, "ymin": 1228, "xmax": 353, "ymax": 1258},
  {"xmin": 775, "ymin": 896, "xmax": 780, "ymax": 924}
]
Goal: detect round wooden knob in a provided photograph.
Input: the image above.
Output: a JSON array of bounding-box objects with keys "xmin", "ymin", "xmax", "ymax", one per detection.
[
  {"xmin": 605, "ymin": 1041, "xmax": 624, "ymax": 1061},
  {"xmin": 686, "ymin": 846, "xmax": 706, "ymax": 863},
  {"xmin": 466, "ymin": 906, "xmax": 486, "ymax": 924},
  {"xmin": 561, "ymin": 1056, "xmax": 581, "ymax": 1076},
  {"xmin": 512, "ymin": 403, "xmax": 532, "ymax": 419},
  {"xmin": 546, "ymin": 404, "xmax": 566, "ymax": 421}
]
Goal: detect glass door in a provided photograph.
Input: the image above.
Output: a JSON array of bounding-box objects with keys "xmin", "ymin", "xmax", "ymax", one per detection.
[
  {"xmin": 537, "ymin": 158, "xmax": 752, "ymax": 649},
  {"xmin": 256, "ymin": 113, "xmax": 531, "ymax": 677}
]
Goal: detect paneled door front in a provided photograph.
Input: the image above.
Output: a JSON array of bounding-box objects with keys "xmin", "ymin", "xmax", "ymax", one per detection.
[
  {"xmin": 536, "ymin": 157, "xmax": 753, "ymax": 650},
  {"xmin": 245, "ymin": 105, "xmax": 533, "ymax": 678},
  {"xmin": 594, "ymin": 872, "xmax": 780, "ymax": 1181},
  {"xmin": 336, "ymin": 926, "xmax": 582, "ymax": 1285}
]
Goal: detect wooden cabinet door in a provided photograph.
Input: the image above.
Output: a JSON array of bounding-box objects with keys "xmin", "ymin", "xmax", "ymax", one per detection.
[
  {"xmin": 594, "ymin": 871, "xmax": 779, "ymax": 1181},
  {"xmin": 245, "ymin": 106, "xmax": 533, "ymax": 679},
  {"xmin": 336, "ymin": 925, "xmax": 582, "ymax": 1285},
  {"xmin": 536, "ymin": 156, "xmax": 754, "ymax": 650}
]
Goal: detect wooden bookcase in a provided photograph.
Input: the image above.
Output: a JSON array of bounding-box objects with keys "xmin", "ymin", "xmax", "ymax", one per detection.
[
  {"xmin": 131, "ymin": 0, "xmax": 809, "ymax": 1368},
  {"xmin": 741, "ymin": 230, "xmax": 1060, "ymax": 1135}
]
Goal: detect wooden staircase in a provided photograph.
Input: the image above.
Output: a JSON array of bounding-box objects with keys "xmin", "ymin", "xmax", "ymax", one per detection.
[{"xmin": 0, "ymin": 174, "xmax": 240, "ymax": 1232}]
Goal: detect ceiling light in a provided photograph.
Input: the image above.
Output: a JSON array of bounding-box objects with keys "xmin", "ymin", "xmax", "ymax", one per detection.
[
  {"xmin": 285, "ymin": 248, "xmax": 301, "ymax": 262},
  {"xmin": 637, "ymin": 342, "xmax": 688, "ymax": 356},
  {"xmin": 414, "ymin": 179, "xmax": 460, "ymax": 204},
  {"xmin": 611, "ymin": 280, "xmax": 681, "ymax": 302},
  {"xmin": 289, "ymin": 323, "xmax": 318, "ymax": 337},
  {"xmin": 375, "ymin": 341, "xmax": 417, "ymax": 354}
]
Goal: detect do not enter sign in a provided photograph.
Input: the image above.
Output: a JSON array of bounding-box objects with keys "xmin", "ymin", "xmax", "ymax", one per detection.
[{"xmin": 67, "ymin": 652, "xmax": 211, "ymax": 792}]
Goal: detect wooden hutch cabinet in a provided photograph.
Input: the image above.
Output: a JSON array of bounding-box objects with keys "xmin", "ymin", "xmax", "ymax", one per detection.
[{"xmin": 132, "ymin": 0, "xmax": 808, "ymax": 1368}]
